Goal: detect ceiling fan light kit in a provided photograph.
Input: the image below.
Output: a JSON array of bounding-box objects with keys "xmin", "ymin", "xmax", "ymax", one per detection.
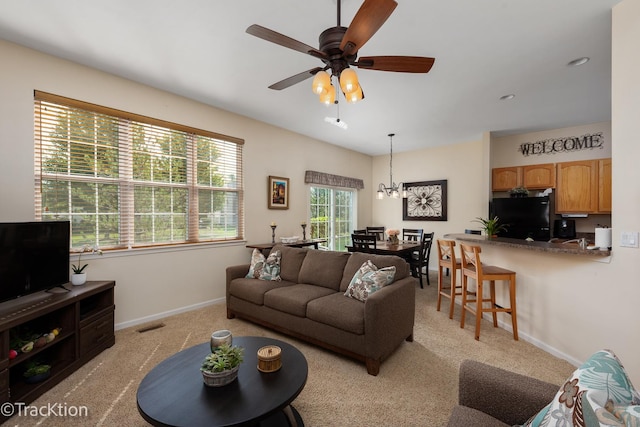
[{"xmin": 246, "ymin": 0, "xmax": 435, "ymax": 104}]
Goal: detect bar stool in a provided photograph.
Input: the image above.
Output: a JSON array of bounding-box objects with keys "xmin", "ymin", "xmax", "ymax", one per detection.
[
  {"xmin": 459, "ymin": 243, "xmax": 518, "ymax": 341},
  {"xmin": 436, "ymin": 240, "xmax": 462, "ymax": 319}
]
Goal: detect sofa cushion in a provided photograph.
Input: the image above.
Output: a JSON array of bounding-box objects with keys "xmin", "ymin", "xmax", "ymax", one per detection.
[
  {"xmin": 271, "ymin": 244, "xmax": 308, "ymax": 283},
  {"xmin": 344, "ymin": 261, "xmax": 396, "ymax": 302},
  {"xmin": 340, "ymin": 252, "xmax": 410, "ymax": 292},
  {"xmin": 298, "ymin": 250, "xmax": 351, "ymax": 291},
  {"xmin": 307, "ymin": 293, "xmax": 365, "ymax": 335},
  {"xmin": 264, "ymin": 284, "xmax": 336, "ymax": 317},
  {"xmin": 229, "ymin": 278, "xmax": 295, "ymax": 305},
  {"xmin": 519, "ymin": 349, "xmax": 640, "ymax": 427}
]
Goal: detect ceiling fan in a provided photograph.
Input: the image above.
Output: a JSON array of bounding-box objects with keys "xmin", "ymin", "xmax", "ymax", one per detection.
[{"xmin": 246, "ymin": 0, "xmax": 435, "ymax": 104}]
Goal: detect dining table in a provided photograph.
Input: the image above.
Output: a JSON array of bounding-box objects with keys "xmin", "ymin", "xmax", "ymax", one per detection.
[{"xmin": 346, "ymin": 240, "xmax": 421, "ymax": 262}]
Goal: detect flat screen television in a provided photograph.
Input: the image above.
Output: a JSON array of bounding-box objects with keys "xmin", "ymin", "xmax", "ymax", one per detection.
[{"xmin": 0, "ymin": 221, "xmax": 70, "ymax": 304}]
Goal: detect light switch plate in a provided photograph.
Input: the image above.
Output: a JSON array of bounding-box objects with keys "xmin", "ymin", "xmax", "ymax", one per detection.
[{"xmin": 620, "ymin": 231, "xmax": 639, "ymax": 248}]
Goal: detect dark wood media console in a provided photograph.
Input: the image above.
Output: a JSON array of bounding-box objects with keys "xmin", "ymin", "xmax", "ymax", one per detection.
[{"xmin": 0, "ymin": 281, "xmax": 115, "ymax": 412}]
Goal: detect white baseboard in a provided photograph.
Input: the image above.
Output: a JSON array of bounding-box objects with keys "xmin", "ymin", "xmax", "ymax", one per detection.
[{"xmin": 115, "ymin": 297, "xmax": 225, "ymax": 331}]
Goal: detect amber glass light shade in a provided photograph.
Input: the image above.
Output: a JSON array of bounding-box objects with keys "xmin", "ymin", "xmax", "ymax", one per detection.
[
  {"xmin": 345, "ymin": 86, "xmax": 363, "ymax": 104},
  {"xmin": 311, "ymin": 71, "xmax": 331, "ymax": 95},
  {"xmin": 339, "ymin": 68, "xmax": 359, "ymax": 94},
  {"xmin": 319, "ymin": 84, "xmax": 336, "ymax": 105}
]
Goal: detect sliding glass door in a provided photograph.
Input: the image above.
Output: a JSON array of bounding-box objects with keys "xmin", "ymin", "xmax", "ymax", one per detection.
[{"xmin": 309, "ymin": 186, "xmax": 356, "ymax": 251}]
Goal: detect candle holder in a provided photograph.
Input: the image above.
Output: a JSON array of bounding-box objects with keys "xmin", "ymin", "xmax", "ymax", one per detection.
[
  {"xmin": 301, "ymin": 223, "xmax": 307, "ymax": 241},
  {"xmin": 271, "ymin": 225, "xmax": 277, "ymax": 244}
]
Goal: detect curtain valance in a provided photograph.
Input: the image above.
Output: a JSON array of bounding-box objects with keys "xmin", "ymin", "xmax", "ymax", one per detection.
[{"xmin": 304, "ymin": 170, "xmax": 364, "ymax": 190}]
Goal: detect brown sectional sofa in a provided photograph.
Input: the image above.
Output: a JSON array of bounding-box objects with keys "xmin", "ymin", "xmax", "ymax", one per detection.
[{"xmin": 226, "ymin": 244, "xmax": 416, "ymax": 375}]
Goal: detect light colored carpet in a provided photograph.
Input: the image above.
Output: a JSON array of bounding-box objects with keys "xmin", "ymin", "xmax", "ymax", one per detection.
[{"xmin": 14, "ymin": 272, "xmax": 574, "ymax": 426}]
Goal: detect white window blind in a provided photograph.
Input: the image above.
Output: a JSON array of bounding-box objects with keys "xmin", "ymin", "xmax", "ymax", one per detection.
[{"xmin": 34, "ymin": 91, "xmax": 244, "ymax": 250}]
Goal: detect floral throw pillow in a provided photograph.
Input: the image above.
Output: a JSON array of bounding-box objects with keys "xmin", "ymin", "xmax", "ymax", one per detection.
[
  {"xmin": 344, "ymin": 260, "xmax": 396, "ymax": 302},
  {"xmin": 519, "ymin": 349, "xmax": 640, "ymax": 427},
  {"xmin": 259, "ymin": 250, "xmax": 281, "ymax": 281},
  {"xmin": 245, "ymin": 248, "xmax": 266, "ymax": 279}
]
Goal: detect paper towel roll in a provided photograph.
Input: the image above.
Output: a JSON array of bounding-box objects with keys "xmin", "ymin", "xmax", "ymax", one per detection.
[{"xmin": 595, "ymin": 228, "xmax": 612, "ymax": 249}]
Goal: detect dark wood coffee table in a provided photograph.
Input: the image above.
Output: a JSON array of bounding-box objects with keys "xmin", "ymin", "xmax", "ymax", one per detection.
[{"xmin": 137, "ymin": 336, "xmax": 308, "ymax": 426}]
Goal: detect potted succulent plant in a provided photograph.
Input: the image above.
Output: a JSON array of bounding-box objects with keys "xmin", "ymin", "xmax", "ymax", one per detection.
[
  {"xmin": 71, "ymin": 244, "xmax": 103, "ymax": 286},
  {"xmin": 473, "ymin": 216, "xmax": 509, "ymax": 238},
  {"xmin": 200, "ymin": 343, "xmax": 244, "ymax": 387}
]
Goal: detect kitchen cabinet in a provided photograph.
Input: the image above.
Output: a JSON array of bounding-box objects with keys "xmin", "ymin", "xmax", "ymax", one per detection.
[
  {"xmin": 522, "ymin": 163, "xmax": 555, "ymax": 189},
  {"xmin": 556, "ymin": 158, "xmax": 611, "ymax": 214},
  {"xmin": 492, "ymin": 167, "xmax": 521, "ymax": 191},
  {"xmin": 598, "ymin": 158, "xmax": 612, "ymax": 212},
  {"xmin": 492, "ymin": 163, "xmax": 555, "ymax": 191}
]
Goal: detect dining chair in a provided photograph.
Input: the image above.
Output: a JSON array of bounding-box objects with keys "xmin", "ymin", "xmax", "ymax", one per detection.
[
  {"xmin": 352, "ymin": 229, "xmax": 368, "ymax": 235},
  {"xmin": 351, "ymin": 234, "xmax": 377, "ymax": 252},
  {"xmin": 402, "ymin": 228, "xmax": 423, "ymax": 242},
  {"xmin": 459, "ymin": 243, "xmax": 518, "ymax": 341},
  {"xmin": 436, "ymin": 239, "xmax": 462, "ymax": 319},
  {"xmin": 365, "ymin": 226, "xmax": 386, "ymax": 241},
  {"xmin": 409, "ymin": 232, "xmax": 434, "ymax": 288}
]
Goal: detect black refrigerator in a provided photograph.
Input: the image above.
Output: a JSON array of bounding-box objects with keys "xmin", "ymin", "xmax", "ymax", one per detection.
[{"xmin": 491, "ymin": 196, "xmax": 553, "ymax": 241}]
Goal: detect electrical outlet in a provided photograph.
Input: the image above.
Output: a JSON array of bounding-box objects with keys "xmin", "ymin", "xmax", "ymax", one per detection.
[{"xmin": 620, "ymin": 231, "xmax": 639, "ymax": 248}]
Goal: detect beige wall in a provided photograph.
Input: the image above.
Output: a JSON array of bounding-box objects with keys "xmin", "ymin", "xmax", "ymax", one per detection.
[
  {"xmin": 611, "ymin": 0, "xmax": 640, "ymax": 382},
  {"xmin": 372, "ymin": 137, "xmax": 489, "ymax": 272},
  {"xmin": 0, "ymin": 39, "xmax": 373, "ymax": 328},
  {"xmin": 491, "ymin": 122, "xmax": 612, "ymax": 167}
]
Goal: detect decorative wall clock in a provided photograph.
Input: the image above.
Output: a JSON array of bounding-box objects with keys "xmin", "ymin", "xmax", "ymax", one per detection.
[{"xmin": 402, "ymin": 180, "xmax": 447, "ymax": 221}]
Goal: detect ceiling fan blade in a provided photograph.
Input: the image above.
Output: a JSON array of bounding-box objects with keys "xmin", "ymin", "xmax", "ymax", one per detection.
[
  {"xmin": 340, "ymin": 0, "xmax": 398, "ymax": 56},
  {"xmin": 268, "ymin": 67, "xmax": 325, "ymax": 90},
  {"xmin": 246, "ymin": 24, "xmax": 327, "ymax": 60},
  {"xmin": 356, "ymin": 56, "xmax": 435, "ymax": 73}
]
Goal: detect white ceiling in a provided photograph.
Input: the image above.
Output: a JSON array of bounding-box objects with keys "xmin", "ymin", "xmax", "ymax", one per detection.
[{"xmin": 0, "ymin": 0, "xmax": 620, "ymax": 155}]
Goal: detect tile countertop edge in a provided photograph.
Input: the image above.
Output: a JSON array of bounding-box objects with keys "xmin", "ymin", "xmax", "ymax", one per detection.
[{"xmin": 443, "ymin": 233, "xmax": 612, "ymax": 257}]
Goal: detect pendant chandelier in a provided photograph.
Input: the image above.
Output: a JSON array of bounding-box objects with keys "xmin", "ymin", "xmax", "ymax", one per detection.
[{"xmin": 377, "ymin": 133, "xmax": 407, "ymax": 199}]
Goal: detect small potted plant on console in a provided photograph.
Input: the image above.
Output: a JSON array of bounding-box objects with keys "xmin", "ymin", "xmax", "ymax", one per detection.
[
  {"xmin": 71, "ymin": 244, "xmax": 103, "ymax": 286},
  {"xmin": 200, "ymin": 343, "xmax": 244, "ymax": 387}
]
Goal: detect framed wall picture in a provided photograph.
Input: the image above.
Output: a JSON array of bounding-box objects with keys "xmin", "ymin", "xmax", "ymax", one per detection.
[
  {"xmin": 268, "ymin": 176, "xmax": 289, "ymax": 209},
  {"xmin": 402, "ymin": 180, "xmax": 448, "ymax": 221}
]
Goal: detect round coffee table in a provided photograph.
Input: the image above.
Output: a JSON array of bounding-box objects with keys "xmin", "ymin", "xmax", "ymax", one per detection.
[{"xmin": 137, "ymin": 336, "xmax": 308, "ymax": 426}]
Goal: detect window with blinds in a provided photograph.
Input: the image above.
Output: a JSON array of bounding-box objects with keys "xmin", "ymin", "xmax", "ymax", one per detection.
[{"xmin": 34, "ymin": 91, "xmax": 244, "ymax": 250}]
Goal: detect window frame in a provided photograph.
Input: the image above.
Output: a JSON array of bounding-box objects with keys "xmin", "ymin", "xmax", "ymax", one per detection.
[{"xmin": 34, "ymin": 91, "xmax": 244, "ymax": 251}]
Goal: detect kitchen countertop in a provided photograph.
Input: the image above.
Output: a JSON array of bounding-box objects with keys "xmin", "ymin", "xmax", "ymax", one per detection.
[{"xmin": 443, "ymin": 233, "xmax": 612, "ymax": 257}]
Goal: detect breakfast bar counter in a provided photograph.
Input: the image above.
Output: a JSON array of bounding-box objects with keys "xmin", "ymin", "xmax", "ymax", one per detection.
[{"xmin": 443, "ymin": 233, "xmax": 611, "ymax": 257}]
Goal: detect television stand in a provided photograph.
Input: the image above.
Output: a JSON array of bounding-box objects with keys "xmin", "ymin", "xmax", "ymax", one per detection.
[{"xmin": 0, "ymin": 281, "xmax": 115, "ymax": 419}]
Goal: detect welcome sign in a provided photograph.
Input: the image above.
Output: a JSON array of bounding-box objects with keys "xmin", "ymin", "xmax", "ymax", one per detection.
[{"xmin": 518, "ymin": 132, "xmax": 604, "ymax": 157}]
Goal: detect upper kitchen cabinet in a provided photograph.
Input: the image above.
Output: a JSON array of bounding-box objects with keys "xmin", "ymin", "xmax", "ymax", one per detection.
[
  {"xmin": 556, "ymin": 158, "xmax": 611, "ymax": 214},
  {"xmin": 492, "ymin": 167, "xmax": 521, "ymax": 191},
  {"xmin": 492, "ymin": 163, "xmax": 555, "ymax": 191},
  {"xmin": 598, "ymin": 158, "xmax": 612, "ymax": 212},
  {"xmin": 522, "ymin": 163, "xmax": 556, "ymax": 189}
]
